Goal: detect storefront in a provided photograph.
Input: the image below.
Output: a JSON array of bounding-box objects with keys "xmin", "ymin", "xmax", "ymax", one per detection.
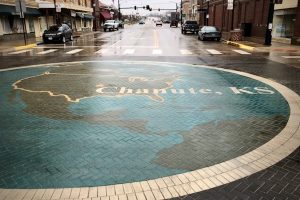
[{"xmin": 0, "ymin": 4, "xmax": 41, "ymax": 40}]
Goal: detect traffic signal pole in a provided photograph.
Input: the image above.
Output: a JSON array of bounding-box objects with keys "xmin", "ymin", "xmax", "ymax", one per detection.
[{"xmin": 180, "ymin": 0, "xmax": 183, "ymax": 25}]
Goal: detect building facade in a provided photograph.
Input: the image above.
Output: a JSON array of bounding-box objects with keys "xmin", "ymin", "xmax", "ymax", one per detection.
[
  {"xmin": 0, "ymin": 0, "xmax": 41, "ymax": 40},
  {"xmin": 193, "ymin": 0, "xmax": 300, "ymax": 45},
  {"xmin": 0, "ymin": 0, "xmax": 93, "ymax": 41},
  {"xmin": 272, "ymin": 0, "xmax": 299, "ymax": 44},
  {"xmin": 197, "ymin": 0, "xmax": 274, "ymax": 43}
]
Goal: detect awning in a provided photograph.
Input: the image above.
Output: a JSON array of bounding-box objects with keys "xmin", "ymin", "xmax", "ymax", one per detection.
[
  {"xmin": 84, "ymin": 14, "xmax": 94, "ymax": 19},
  {"xmin": 0, "ymin": 5, "xmax": 41, "ymax": 16},
  {"xmin": 100, "ymin": 11, "xmax": 112, "ymax": 20},
  {"xmin": 76, "ymin": 12, "xmax": 94, "ymax": 19},
  {"xmin": 76, "ymin": 12, "xmax": 85, "ymax": 18}
]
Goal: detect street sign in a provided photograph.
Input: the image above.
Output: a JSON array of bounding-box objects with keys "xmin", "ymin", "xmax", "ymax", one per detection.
[
  {"xmin": 56, "ymin": 4, "xmax": 61, "ymax": 13},
  {"xmin": 15, "ymin": 0, "xmax": 26, "ymax": 13},
  {"xmin": 227, "ymin": 0, "xmax": 233, "ymax": 10}
]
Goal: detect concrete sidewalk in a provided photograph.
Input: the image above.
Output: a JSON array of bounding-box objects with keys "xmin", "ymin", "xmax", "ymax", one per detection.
[
  {"xmin": 0, "ymin": 31, "xmax": 101, "ymax": 52},
  {"xmin": 225, "ymin": 39, "xmax": 300, "ymax": 53}
]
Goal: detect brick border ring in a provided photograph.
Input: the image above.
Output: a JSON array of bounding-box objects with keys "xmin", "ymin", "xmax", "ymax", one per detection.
[{"xmin": 0, "ymin": 61, "xmax": 299, "ymax": 200}]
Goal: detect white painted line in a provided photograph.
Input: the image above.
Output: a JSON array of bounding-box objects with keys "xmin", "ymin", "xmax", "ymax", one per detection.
[
  {"xmin": 8, "ymin": 49, "xmax": 32, "ymax": 55},
  {"xmin": 95, "ymin": 49, "xmax": 109, "ymax": 54},
  {"xmin": 282, "ymin": 56, "xmax": 300, "ymax": 59},
  {"xmin": 152, "ymin": 49, "xmax": 162, "ymax": 55},
  {"xmin": 65, "ymin": 49, "xmax": 83, "ymax": 54},
  {"xmin": 233, "ymin": 50, "xmax": 251, "ymax": 55},
  {"xmin": 206, "ymin": 49, "xmax": 222, "ymax": 55},
  {"xmin": 37, "ymin": 49, "xmax": 58, "ymax": 55},
  {"xmin": 123, "ymin": 49, "xmax": 135, "ymax": 55},
  {"xmin": 180, "ymin": 49, "xmax": 193, "ymax": 55}
]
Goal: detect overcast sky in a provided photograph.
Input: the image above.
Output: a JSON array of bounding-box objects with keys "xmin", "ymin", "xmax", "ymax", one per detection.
[{"xmin": 101, "ymin": 0, "xmax": 181, "ymax": 15}]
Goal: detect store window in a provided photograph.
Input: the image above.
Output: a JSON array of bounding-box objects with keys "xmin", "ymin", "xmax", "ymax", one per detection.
[{"xmin": 28, "ymin": 17, "xmax": 35, "ymax": 33}]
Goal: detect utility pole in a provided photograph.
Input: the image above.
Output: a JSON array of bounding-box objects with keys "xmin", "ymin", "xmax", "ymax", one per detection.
[
  {"xmin": 264, "ymin": 0, "xmax": 275, "ymax": 45},
  {"xmin": 53, "ymin": 0, "xmax": 58, "ymax": 24},
  {"xmin": 118, "ymin": 0, "xmax": 121, "ymax": 20},
  {"xmin": 18, "ymin": 0, "xmax": 27, "ymax": 45},
  {"xmin": 92, "ymin": 0, "xmax": 96, "ymax": 31}
]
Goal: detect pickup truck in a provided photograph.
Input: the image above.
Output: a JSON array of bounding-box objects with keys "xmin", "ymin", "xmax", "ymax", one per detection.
[
  {"xmin": 103, "ymin": 20, "xmax": 119, "ymax": 32},
  {"xmin": 181, "ymin": 21, "xmax": 199, "ymax": 34}
]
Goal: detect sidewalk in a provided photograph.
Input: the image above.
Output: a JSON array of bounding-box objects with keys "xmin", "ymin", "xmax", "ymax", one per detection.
[
  {"xmin": 225, "ymin": 39, "xmax": 300, "ymax": 53},
  {"xmin": 0, "ymin": 31, "xmax": 101, "ymax": 52}
]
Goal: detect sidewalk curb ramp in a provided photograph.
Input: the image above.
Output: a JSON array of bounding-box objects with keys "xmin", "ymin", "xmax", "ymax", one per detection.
[
  {"xmin": 225, "ymin": 40, "xmax": 255, "ymax": 51},
  {"xmin": 14, "ymin": 43, "xmax": 37, "ymax": 51}
]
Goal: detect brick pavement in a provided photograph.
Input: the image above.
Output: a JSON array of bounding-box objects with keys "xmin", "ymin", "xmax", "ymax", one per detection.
[{"xmin": 174, "ymin": 147, "xmax": 300, "ymax": 200}]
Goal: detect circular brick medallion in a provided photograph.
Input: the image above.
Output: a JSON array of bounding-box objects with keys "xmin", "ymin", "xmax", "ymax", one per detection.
[{"xmin": 0, "ymin": 61, "xmax": 290, "ymax": 189}]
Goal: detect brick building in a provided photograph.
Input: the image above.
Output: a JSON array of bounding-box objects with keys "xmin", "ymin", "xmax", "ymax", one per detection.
[
  {"xmin": 194, "ymin": 0, "xmax": 300, "ymax": 45},
  {"xmin": 197, "ymin": 0, "xmax": 274, "ymax": 43}
]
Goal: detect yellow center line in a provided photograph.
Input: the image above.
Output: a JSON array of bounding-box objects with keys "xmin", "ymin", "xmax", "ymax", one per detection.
[{"xmin": 153, "ymin": 30, "xmax": 159, "ymax": 48}]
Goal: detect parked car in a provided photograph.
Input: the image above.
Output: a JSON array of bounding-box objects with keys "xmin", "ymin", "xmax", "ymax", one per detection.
[
  {"xmin": 181, "ymin": 20, "xmax": 199, "ymax": 34},
  {"xmin": 156, "ymin": 20, "xmax": 163, "ymax": 26},
  {"xmin": 198, "ymin": 26, "xmax": 222, "ymax": 41},
  {"xmin": 139, "ymin": 20, "xmax": 145, "ymax": 24},
  {"xmin": 103, "ymin": 20, "xmax": 119, "ymax": 32},
  {"xmin": 43, "ymin": 24, "xmax": 73, "ymax": 44},
  {"xmin": 116, "ymin": 20, "xmax": 124, "ymax": 28}
]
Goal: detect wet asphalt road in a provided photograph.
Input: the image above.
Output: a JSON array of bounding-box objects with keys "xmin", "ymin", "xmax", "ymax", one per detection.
[
  {"xmin": 1, "ymin": 21, "xmax": 299, "ymax": 94},
  {"xmin": 0, "ymin": 20, "xmax": 300, "ymax": 199}
]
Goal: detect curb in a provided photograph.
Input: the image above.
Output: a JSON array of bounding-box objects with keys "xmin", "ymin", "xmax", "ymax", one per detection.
[{"xmin": 225, "ymin": 40, "xmax": 255, "ymax": 51}]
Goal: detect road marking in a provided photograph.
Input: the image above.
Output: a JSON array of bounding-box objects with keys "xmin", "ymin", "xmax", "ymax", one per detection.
[
  {"xmin": 152, "ymin": 49, "xmax": 162, "ymax": 55},
  {"xmin": 233, "ymin": 50, "xmax": 251, "ymax": 55},
  {"xmin": 180, "ymin": 49, "xmax": 193, "ymax": 55},
  {"xmin": 206, "ymin": 49, "xmax": 222, "ymax": 55},
  {"xmin": 8, "ymin": 49, "xmax": 32, "ymax": 55},
  {"xmin": 65, "ymin": 49, "xmax": 83, "ymax": 54},
  {"xmin": 282, "ymin": 56, "xmax": 300, "ymax": 58},
  {"xmin": 37, "ymin": 49, "xmax": 58, "ymax": 55},
  {"xmin": 123, "ymin": 49, "xmax": 135, "ymax": 55},
  {"xmin": 153, "ymin": 30, "xmax": 159, "ymax": 48},
  {"xmin": 95, "ymin": 49, "xmax": 110, "ymax": 54}
]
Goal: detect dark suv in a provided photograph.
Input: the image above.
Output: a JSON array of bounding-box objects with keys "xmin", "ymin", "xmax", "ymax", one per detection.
[
  {"xmin": 181, "ymin": 21, "xmax": 199, "ymax": 34},
  {"xmin": 43, "ymin": 24, "xmax": 73, "ymax": 44}
]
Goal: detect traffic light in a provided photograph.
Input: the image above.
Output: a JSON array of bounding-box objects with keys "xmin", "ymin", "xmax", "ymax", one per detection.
[
  {"xmin": 134, "ymin": 6, "xmax": 137, "ymax": 10},
  {"xmin": 146, "ymin": 5, "xmax": 150, "ymax": 10}
]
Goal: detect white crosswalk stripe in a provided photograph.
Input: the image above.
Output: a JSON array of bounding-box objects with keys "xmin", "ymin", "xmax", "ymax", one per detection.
[
  {"xmin": 4, "ymin": 47, "xmax": 257, "ymax": 57},
  {"xmin": 206, "ymin": 49, "xmax": 222, "ymax": 55},
  {"xmin": 95, "ymin": 49, "xmax": 109, "ymax": 54},
  {"xmin": 152, "ymin": 49, "xmax": 162, "ymax": 55},
  {"xmin": 65, "ymin": 49, "xmax": 83, "ymax": 54},
  {"xmin": 37, "ymin": 49, "xmax": 58, "ymax": 55},
  {"xmin": 8, "ymin": 49, "xmax": 32, "ymax": 55},
  {"xmin": 233, "ymin": 50, "xmax": 251, "ymax": 55},
  {"xmin": 123, "ymin": 49, "xmax": 135, "ymax": 55},
  {"xmin": 180, "ymin": 49, "xmax": 193, "ymax": 55},
  {"xmin": 282, "ymin": 56, "xmax": 300, "ymax": 58}
]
